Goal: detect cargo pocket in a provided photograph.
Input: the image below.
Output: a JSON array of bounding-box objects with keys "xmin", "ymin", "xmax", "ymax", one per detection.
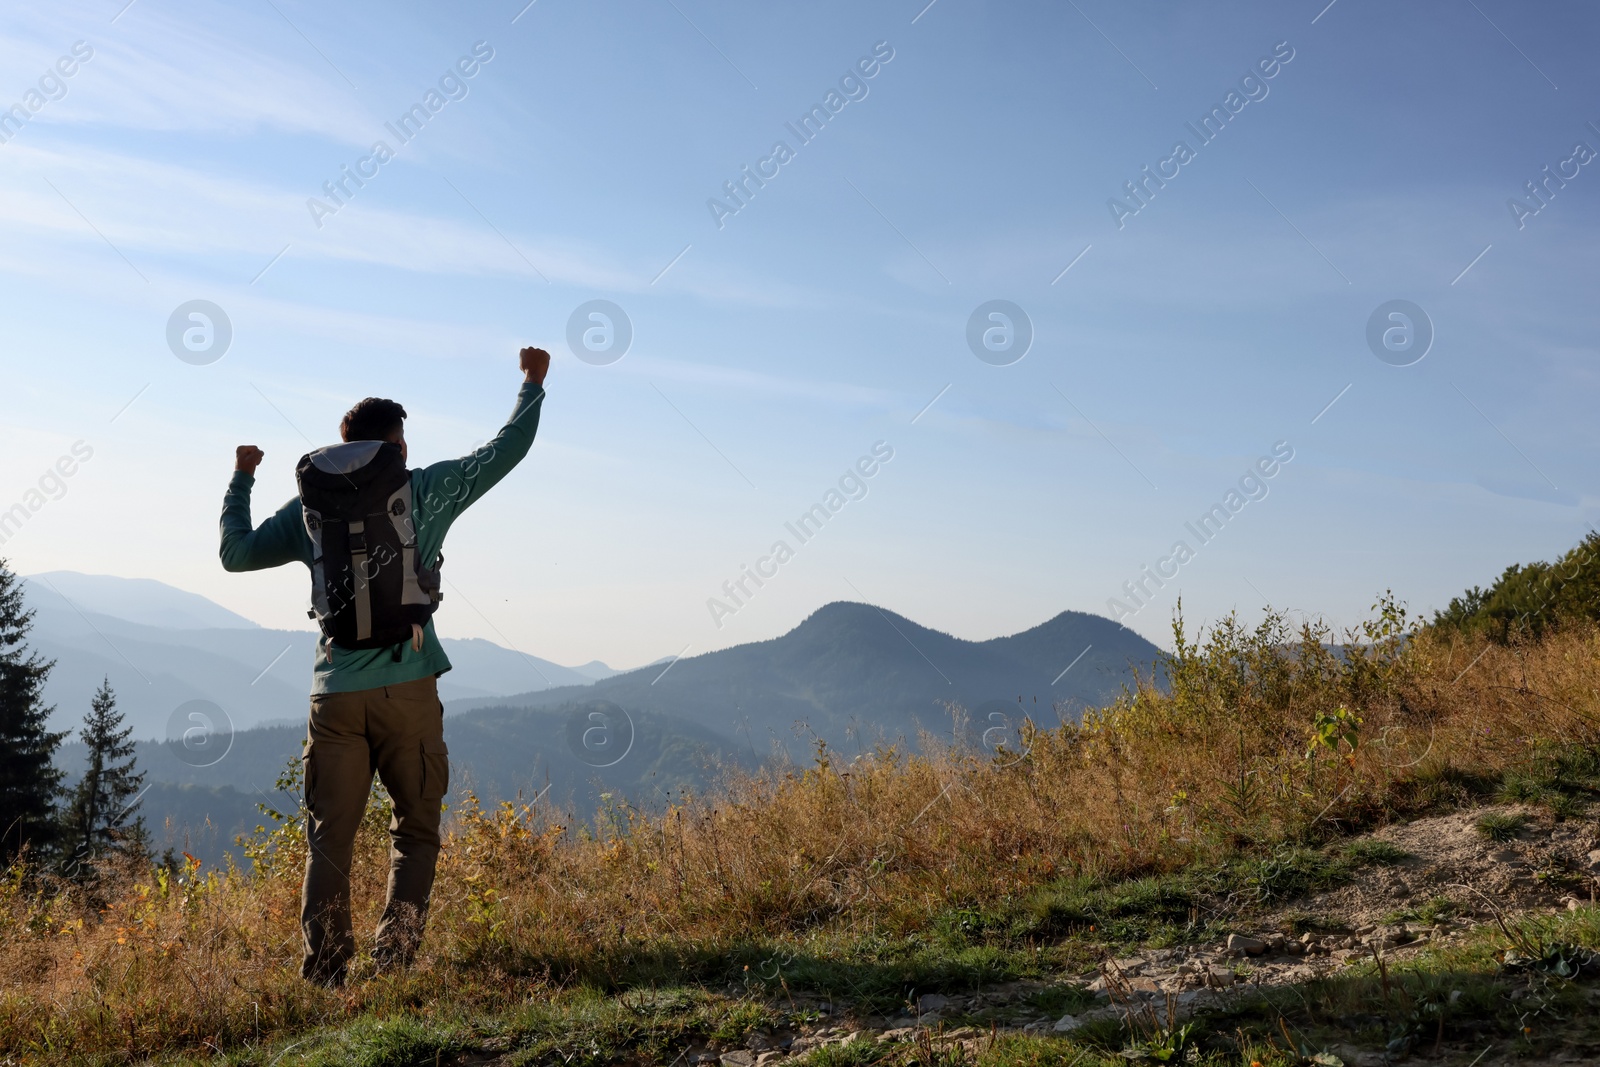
[
  {"xmin": 420, "ymin": 738, "xmax": 449, "ymax": 802},
  {"xmin": 301, "ymin": 741, "xmax": 316, "ymax": 810}
]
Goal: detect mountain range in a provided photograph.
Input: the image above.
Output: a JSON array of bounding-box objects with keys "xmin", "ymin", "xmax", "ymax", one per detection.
[
  {"xmin": 448, "ymin": 600, "xmax": 1164, "ymax": 761},
  {"xmin": 33, "ymin": 572, "xmax": 1166, "ymax": 866},
  {"xmin": 22, "ymin": 572, "xmax": 624, "ymax": 741}
]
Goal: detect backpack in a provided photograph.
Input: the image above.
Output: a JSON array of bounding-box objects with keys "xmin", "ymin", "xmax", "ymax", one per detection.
[{"xmin": 295, "ymin": 441, "xmax": 442, "ymax": 652}]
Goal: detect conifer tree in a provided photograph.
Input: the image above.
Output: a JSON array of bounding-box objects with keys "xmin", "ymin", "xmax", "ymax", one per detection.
[
  {"xmin": 0, "ymin": 559, "xmax": 66, "ymax": 866},
  {"xmin": 65, "ymin": 678, "xmax": 146, "ymax": 876}
]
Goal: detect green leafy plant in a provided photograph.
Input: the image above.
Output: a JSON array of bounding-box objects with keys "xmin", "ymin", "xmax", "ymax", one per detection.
[
  {"xmin": 1120, "ymin": 1019, "xmax": 1197, "ymax": 1062},
  {"xmin": 1502, "ymin": 942, "xmax": 1600, "ymax": 979},
  {"xmin": 1307, "ymin": 705, "xmax": 1362, "ymax": 763}
]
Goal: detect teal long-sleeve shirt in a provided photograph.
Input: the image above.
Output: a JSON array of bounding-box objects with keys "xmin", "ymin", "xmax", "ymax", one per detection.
[{"xmin": 219, "ymin": 383, "xmax": 545, "ymax": 695}]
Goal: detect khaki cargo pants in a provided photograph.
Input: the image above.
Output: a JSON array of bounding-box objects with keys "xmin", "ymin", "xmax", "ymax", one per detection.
[{"xmin": 300, "ymin": 675, "xmax": 449, "ymax": 985}]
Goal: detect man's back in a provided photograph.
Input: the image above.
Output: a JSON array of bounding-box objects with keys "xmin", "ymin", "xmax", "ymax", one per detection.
[
  {"xmin": 219, "ymin": 373, "xmax": 546, "ymax": 694},
  {"xmin": 217, "ymin": 346, "xmax": 550, "ymax": 987}
]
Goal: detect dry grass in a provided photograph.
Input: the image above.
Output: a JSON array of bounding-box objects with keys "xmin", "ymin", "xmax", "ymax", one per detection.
[{"xmin": 5, "ymin": 601, "xmax": 1600, "ymax": 1062}]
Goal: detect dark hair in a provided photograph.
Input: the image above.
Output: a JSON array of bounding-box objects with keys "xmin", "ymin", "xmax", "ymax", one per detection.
[{"xmin": 340, "ymin": 398, "xmax": 407, "ymax": 442}]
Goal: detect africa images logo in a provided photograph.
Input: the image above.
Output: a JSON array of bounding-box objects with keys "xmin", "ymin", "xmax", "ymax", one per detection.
[
  {"xmin": 1107, "ymin": 441, "xmax": 1294, "ymax": 621},
  {"xmin": 306, "ymin": 42, "xmax": 495, "ymax": 229},
  {"xmin": 707, "ymin": 442, "xmax": 894, "ymax": 628},
  {"xmin": 1107, "ymin": 41, "xmax": 1295, "ymax": 229}
]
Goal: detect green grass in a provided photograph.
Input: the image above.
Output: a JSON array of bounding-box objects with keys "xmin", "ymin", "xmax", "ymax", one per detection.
[
  {"xmin": 934, "ymin": 838, "xmax": 1417, "ymax": 957},
  {"xmin": 1496, "ymin": 742, "xmax": 1600, "ymax": 819},
  {"xmin": 1546, "ymin": 791, "xmax": 1591, "ymax": 820},
  {"xmin": 1022, "ymin": 874, "xmax": 1204, "ymax": 944},
  {"xmin": 1230, "ymin": 845, "xmax": 1353, "ymax": 904},
  {"xmin": 1393, "ymin": 759, "xmax": 1500, "ymax": 814},
  {"xmin": 1274, "ymin": 910, "xmax": 1351, "ymax": 937},
  {"xmin": 1382, "ymin": 895, "xmax": 1460, "ymax": 926},
  {"xmin": 1018, "ymin": 985, "xmax": 1098, "ymax": 1020},
  {"xmin": 294, "ymin": 1017, "xmax": 464, "ymax": 1067},
  {"xmin": 493, "ymin": 988, "xmax": 780, "ymax": 1067},
  {"xmin": 62, "ymin": 901, "xmax": 1600, "ymax": 1067},
  {"xmin": 1478, "ymin": 741, "xmax": 1600, "ymax": 824},
  {"xmin": 1474, "ymin": 811, "xmax": 1529, "ymax": 842},
  {"xmin": 798, "ymin": 1037, "xmax": 891, "ymax": 1067},
  {"xmin": 1339, "ymin": 839, "xmax": 1409, "ymax": 867}
]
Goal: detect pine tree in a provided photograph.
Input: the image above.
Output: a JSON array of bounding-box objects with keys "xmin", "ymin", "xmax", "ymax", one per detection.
[
  {"xmin": 0, "ymin": 559, "xmax": 66, "ymax": 866},
  {"xmin": 64, "ymin": 678, "xmax": 146, "ymax": 877}
]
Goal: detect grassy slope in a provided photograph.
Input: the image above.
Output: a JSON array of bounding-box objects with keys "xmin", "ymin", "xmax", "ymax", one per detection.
[
  {"xmin": 36, "ymin": 899, "xmax": 1600, "ymax": 1066},
  {"xmin": 7, "ymin": 603, "xmax": 1600, "ymax": 1066}
]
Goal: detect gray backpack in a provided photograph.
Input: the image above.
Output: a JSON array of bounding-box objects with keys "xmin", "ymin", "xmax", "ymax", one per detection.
[{"xmin": 295, "ymin": 441, "xmax": 441, "ymax": 652}]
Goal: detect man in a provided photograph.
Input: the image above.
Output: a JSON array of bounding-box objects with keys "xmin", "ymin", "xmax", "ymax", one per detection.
[{"xmin": 219, "ymin": 346, "xmax": 549, "ymax": 986}]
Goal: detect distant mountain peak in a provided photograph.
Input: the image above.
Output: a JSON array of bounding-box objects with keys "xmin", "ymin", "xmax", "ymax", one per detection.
[
  {"xmin": 571, "ymin": 659, "xmax": 623, "ymax": 681},
  {"xmin": 1009, "ymin": 607, "xmax": 1143, "ymax": 640},
  {"xmin": 798, "ymin": 601, "xmax": 1130, "ymax": 649},
  {"xmin": 796, "ymin": 599, "xmax": 942, "ymax": 634},
  {"xmin": 450, "ymin": 599, "xmax": 1167, "ymax": 748}
]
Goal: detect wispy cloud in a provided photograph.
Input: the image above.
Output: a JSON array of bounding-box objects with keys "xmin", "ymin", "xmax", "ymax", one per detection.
[
  {"xmin": 0, "ymin": 136, "xmax": 878, "ymax": 315},
  {"xmin": 0, "ymin": 141, "xmax": 637, "ymax": 286},
  {"xmin": 1474, "ymin": 475, "xmax": 1580, "ymax": 509},
  {"xmin": 0, "ymin": 5, "xmax": 372, "ymax": 144},
  {"xmin": 619, "ymin": 356, "xmax": 898, "ymax": 409}
]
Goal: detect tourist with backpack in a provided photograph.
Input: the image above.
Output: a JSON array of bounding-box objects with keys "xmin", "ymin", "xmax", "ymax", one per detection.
[{"xmin": 219, "ymin": 346, "xmax": 550, "ymax": 986}]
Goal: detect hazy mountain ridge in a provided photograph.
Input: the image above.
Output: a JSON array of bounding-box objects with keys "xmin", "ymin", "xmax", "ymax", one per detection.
[
  {"xmin": 446, "ymin": 600, "xmax": 1165, "ymax": 758},
  {"xmin": 21, "ymin": 572, "xmax": 623, "ymax": 740},
  {"xmin": 25, "ymin": 571, "xmax": 262, "ymax": 630}
]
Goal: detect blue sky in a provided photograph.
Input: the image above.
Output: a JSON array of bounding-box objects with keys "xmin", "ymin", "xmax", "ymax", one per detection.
[{"xmin": 0, "ymin": 0, "xmax": 1595, "ymax": 670}]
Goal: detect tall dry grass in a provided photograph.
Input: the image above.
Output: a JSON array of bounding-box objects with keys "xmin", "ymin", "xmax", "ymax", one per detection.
[{"xmin": 4, "ymin": 601, "xmax": 1600, "ymax": 1060}]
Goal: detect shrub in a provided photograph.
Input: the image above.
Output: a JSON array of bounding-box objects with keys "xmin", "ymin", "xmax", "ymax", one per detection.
[{"xmin": 1433, "ymin": 531, "xmax": 1600, "ymax": 642}]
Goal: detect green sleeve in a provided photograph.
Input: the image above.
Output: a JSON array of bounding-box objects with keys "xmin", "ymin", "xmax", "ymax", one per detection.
[
  {"xmin": 413, "ymin": 384, "xmax": 545, "ymax": 532},
  {"xmin": 219, "ymin": 471, "xmax": 313, "ymax": 572}
]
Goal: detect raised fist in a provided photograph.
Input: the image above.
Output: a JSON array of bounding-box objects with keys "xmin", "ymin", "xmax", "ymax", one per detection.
[
  {"xmin": 235, "ymin": 445, "xmax": 264, "ymax": 475},
  {"xmin": 519, "ymin": 346, "xmax": 550, "ymax": 386}
]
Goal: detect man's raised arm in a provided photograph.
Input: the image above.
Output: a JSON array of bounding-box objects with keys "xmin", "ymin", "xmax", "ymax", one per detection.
[
  {"xmin": 414, "ymin": 347, "xmax": 550, "ymax": 524},
  {"xmin": 219, "ymin": 445, "xmax": 313, "ymax": 572}
]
